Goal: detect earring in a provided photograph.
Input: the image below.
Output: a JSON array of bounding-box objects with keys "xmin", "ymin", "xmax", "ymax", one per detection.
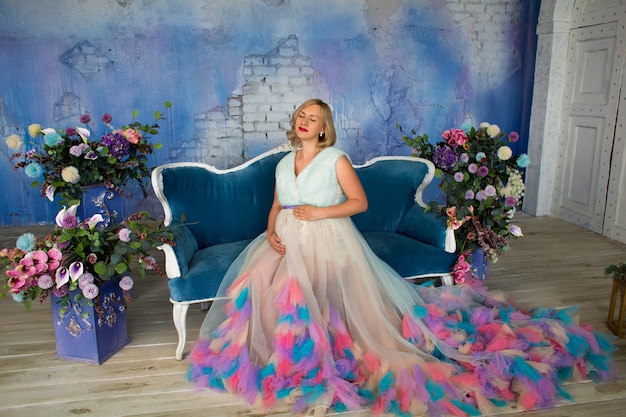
[{"xmin": 319, "ymin": 133, "xmax": 325, "ymax": 139}]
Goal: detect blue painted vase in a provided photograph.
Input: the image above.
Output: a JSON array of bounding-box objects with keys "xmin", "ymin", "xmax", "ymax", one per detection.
[
  {"xmin": 51, "ymin": 278, "xmax": 130, "ymax": 365},
  {"xmin": 471, "ymin": 248, "xmax": 490, "ymax": 281},
  {"xmin": 80, "ymin": 185, "xmax": 124, "ymax": 227}
]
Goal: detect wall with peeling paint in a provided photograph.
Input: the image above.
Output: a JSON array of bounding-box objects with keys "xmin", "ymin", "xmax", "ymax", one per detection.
[{"xmin": 0, "ymin": 0, "xmax": 539, "ymax": 225}]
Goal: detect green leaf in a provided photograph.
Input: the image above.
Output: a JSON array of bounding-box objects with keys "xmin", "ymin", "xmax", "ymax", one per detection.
[
  {"xmin": 154, "ymin": 110, "xmax": 162, "ymax": 119},
  {"xmin": 115, "ymin": 263, "xmax": 128, "ymax": 275},
  {"xmin": 94, "ymin": 262, "xmax": 107, "ymax": 275}
]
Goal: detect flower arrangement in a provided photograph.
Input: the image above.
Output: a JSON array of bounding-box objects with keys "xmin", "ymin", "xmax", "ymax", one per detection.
[
  {"xmin": 399, "ymin": 121, "xmax": 531, "ymax": 268},
  {"xmin": 5, "ymin": 102, "xmax": 171, "ymax": 205},
  {"xmin": 0, "ymin": 204, "xmax": 174, "ymax": 309}
]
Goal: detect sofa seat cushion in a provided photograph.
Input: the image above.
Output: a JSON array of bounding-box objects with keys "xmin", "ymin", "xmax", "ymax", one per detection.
[
  {"xmin": 362, "ymin": 231, "xmax": 457, "ymax": 278},
  {"xmin": 168, "ymin": 239, "xmax": 253, "ymax": 302}
]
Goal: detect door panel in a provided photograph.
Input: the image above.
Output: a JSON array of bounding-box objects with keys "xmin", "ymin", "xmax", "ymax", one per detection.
[{"xmin": 554, "ymin": 22, "xmax": 622, "ymax": 233}]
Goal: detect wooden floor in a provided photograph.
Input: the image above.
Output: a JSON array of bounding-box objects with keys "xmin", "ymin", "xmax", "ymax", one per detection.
[{"xmin": 1, "ymin": 213, "xmax": 625, "ymax": 417}]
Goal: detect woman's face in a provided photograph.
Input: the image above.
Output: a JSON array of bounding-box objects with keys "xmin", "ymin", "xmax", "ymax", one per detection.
[{"xmin": 294, "ymin": 104, "xmax": 325, "ymax": 142}]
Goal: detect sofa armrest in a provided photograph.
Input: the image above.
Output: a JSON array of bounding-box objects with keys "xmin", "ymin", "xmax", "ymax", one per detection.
[
  {"xmin": 396, "ymin": 205, "xmax": 456, "ymax": 253},
  {"xmin": 164, "ymin": 224, "xmax": 199, "ymax": 278}
]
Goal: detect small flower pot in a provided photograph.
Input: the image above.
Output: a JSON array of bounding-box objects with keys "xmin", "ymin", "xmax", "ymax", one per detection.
[{"xmin": 51, "ymin": 278, "xmax": 130, "ymax": 365}]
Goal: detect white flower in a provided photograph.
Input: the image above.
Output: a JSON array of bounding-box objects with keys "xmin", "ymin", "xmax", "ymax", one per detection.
[
  {"xmin": 76, "ymin": 127, "xmax": 90, "ymax": 143},
  {"xmin": 28, "ymin": 124, "xmax": 42, "ymax": 138},
  {"xmin": 479, "ymin": 122, "xmax": 490, "ymax": 129},
  {"xmin": 6, "ymin": 134, "xmax": 23, "ymax": 149},
  {"xmin": 45, "ymin": 185, "xmax": 56, "ymax": 202},
  {"xmin": 497, "ymin": 146, "xmax": 513, "ymax": 161},
  {"xmin": 509, "ymin": 224, "xmax": 524, "ymax": 237},
  {"xmin": 82, "ymin": 283, "xmax": 99, "ymax": 299},
  {"xmin": 486, "ymin": 124, "xmax": 501, "ymax": 138},
  {"xmin": 86, "ymin": 214, "xmax": 104, "ymax": 229},
  {"xmin": 55, "ymin": 204, "xmax": 80, "ymax": 227},
  {"xmin": 61, "ymin": 166, "xmax": 81, "ymax": 184}
]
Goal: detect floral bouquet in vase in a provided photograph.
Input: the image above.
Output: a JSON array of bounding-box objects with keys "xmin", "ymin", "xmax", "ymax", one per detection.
[
  {"xmin": 0, "ymin": 204, "xmax": 174, "ymax": 309},
  {"xmin": 5, "ymin": 101, "xmax": 171, "ymax": 205},
  {"xmin": 399, "ymin": 121, "xmax": 530, "ymax": 281}
]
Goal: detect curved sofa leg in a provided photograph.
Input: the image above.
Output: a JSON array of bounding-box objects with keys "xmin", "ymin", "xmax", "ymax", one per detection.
[
  {"xmin": 441, "ymin": 274, "xmax": 454, "ymax": 286},
  {"xmin": 172, "ymin": 303, "xmax": 190, "ymax": 360}
]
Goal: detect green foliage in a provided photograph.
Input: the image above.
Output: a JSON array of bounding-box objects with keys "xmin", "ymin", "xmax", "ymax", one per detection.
[{"xmin": 604, "ymin": 263, "xmax": 626, "ymax": 281}]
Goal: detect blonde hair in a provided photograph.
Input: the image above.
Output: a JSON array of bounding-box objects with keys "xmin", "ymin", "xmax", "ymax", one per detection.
[{"xmin": 286, "ymin": 98, "xmax": 337, "ymax": 149}]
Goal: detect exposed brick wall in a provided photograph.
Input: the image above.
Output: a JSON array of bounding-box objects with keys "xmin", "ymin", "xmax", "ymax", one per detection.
[
  {"xmin": 176, "ymin": 34, "xmax": 363, "ymax": 168},
  {"xmin": 444, "ymin": 0, "xmax": 523, "ymax": 88}
]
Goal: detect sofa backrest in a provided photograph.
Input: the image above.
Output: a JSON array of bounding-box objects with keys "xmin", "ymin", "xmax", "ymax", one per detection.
[
  {"xmin": 153, "ymin": 150, "xmax": 434, "ymax": 248},
  {"xmin": 352, "ymin": 157, "xmax": 433, "ymax": 232},
  {"xmin": 154, "ymin": 149, "xmax": 289, "ymax": 248}
]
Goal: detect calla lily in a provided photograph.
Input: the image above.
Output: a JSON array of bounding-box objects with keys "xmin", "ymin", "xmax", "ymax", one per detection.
[
  {"xmin": 509, "ymin": 224, "xmax": 524, "ymax": 237},
  {"xmin": 41, "ymin": 128, "xmax": 57, "ymax": 135},
  {"xmin": 76, "ymin": 127, "xmax": 91, "ymax": 143},
  {"xmin": 86, "ymin": 214, "xmax": 104, "ymax": 229},
  {"xmin": 55, "ymin": 204, "xmax": 80, "ymax": 227},
  {"xmin": 69, "ymin": 262, "xmax": 84, "ymax": 281},
  {"xmin": 45, "ymin": 185, "xmax": 56, "ymax": 202},
  {"xmin": 55, "ymin": 267, "xmax": 70, "ymax": 288}
]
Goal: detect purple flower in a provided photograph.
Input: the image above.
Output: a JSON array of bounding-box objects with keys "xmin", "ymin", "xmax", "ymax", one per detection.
[
  {"xmin": 477, "ymin": 166, "xmax": 489, "ymax": 177},
  {"xmin": 476, "ymin": 190, "xmax": 488, "ymax": 201},
  {"xmin": 433, "ymin": 145, "xmax": 458, "ymax": 171},
  {"xmin": 119, "ymin": 275, "xmax": 134, "ymax": 291},
  {"xmin": 82, "ymin": 283, "xmax": 99, "ymax": 299},
  {"xmin": 65, "ymin": 127, "xmax": 78, "ymax": 137},
  {"xmin": 508, "ymin": 131, "xmax": 519, "ymax": 143},
  {"xmin": 78, "ymin": 272, "xmax": 95, "ymax": 290},
  {"xmin": 69, "ymin": 143, "xmax": 88, "ymax": 157},
  {"xmin": 61, "ymin": 215, "xmax": 79, "ymax": 229},
  {"xmin": 38, "ymin": 274, "xmax": 54, "ymax": 289},
  {"xmin": 505, "ymin": 196, "xmax": 517, "ymax": 207},
  {"xmin": 101, "ymin": 131, "xmax": 131, "ymax": 158},
  {"xmin": 101, "ymin": 113, "xmax": 113, "ymax": 124},
  {"xmin": 84, "ymin": 151, "xmax": 98, "ymax": 160},
  {"xmin": 465, "ymin": 190, "xmax": 475, "ymax": 200},
  {"xmin": 484, "ymin": 185, "xmax": 497, "ymax": 196},
  {"xmin": 454, "ymin": 172, "xmax": 464, "ymax": 182},
  {"xmin": 468, "ymin": 163, "xmax": 478, "ymax": 174},
  {"xmin": 53, "ymin": 285, "xmax": 69, "ymax": 298},
  {"xmin": 459, "ymin": 153, "xmax": 469, "ymax": 163},
  {"xmin": 80, "ymin": 114, "xmax": 91, "ymax": 124}
]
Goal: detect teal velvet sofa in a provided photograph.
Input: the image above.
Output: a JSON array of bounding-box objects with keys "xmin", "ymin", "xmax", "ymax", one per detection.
[{"xmin": 151, "ymin": 145, "xmax": 458, "ymax": 360}]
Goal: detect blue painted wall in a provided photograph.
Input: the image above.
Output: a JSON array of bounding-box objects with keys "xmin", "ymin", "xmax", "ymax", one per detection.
[{"xmin": 0, "ymin": 0, "xmax": 538, "ymax": 226}]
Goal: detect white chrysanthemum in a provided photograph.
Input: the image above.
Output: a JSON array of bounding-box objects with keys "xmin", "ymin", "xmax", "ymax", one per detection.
[
  {"xmin": 6, "ymin": 134, "xmax": 23, "ymax": 149},
  {"xmin": 479, "ymin": 122, "xmax": 490, "ymax": 129},
  {"xmin": 497, "ymin": 146, "xmax": 513, "ymax": 161},
  {"xmin": 487, "ymin": 124, "xmax": 501, "ymax": 138},
  {"xmin": 61, "ymin": 166, "xmax": 81, "ymax": 184},
  {"xmin": 28, "ymin": 124, "xmax": 42, "ymax": 138}
]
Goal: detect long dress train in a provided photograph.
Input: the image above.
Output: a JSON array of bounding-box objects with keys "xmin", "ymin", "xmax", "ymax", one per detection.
[{"xmin": 187, "ymin": 147, "xmax": 615, "ymax": 416}]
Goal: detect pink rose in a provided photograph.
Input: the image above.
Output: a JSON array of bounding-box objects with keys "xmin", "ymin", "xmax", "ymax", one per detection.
[{"xmin": 124, "ymin": 128, "xmax": 142, "ymax": 144}]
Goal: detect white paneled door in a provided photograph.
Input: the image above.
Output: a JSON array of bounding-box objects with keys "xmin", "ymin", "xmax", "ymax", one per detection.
[{"xmin": 554, "ymin": 2, "xmax": 626, "ymax": 244}]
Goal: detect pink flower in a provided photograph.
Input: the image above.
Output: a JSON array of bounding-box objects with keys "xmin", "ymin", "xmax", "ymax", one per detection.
[
  {"xmin": 454, "ymin": 172, "xmax": 464, "ymax": 182},
  {"xmin": 118, "ymin": 228, "xmax": 132, "ymax": 242},
  {"xmin": 442, "ymin": 128, "xmax": 468, "ymax": 147},
  {"xmin": 123, "ymin": 128, "xmax": 142, "ymax": 144},
  {"xmin": 508, "ymin": 131, "xmax": 519, "ymax": 142},
  {"xmin": 119, "ymin": 275, "xmax": 134, "ymax": 291}
]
